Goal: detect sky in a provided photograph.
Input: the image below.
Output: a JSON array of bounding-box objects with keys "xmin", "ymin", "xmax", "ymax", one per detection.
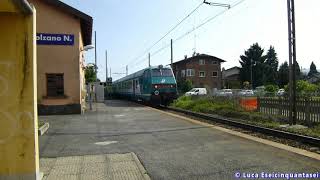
[{"xmin": 60, "ymin": 0, "xmax": 320, "ymax": 81}]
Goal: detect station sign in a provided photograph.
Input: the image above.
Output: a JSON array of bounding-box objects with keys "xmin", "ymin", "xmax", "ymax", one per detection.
[{"xmin": 37, "ymin": 33, "xmax": 74, "ymax": 46}]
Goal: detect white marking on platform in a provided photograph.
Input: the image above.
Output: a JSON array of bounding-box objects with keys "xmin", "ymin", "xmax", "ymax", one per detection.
[
  {"xmin": 114, "ymin": 114, "xmax": 125, "ymax": 117},
  {"xmin": 94, "ymin": 141, "xmax": 118, "ymax": 146}
]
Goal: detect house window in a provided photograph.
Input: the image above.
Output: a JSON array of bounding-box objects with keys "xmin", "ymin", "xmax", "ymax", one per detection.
[
  {"xmin": 212, "ymin": 60, "xmax": 217, "ymax": 64},
  {"xmin": 47, "ymin": 74, "xmax": 64, "ymax": 97},
  {"xmin": 212, "ymin": 71, "xmax": 218, "ymax": 77},
  {"xmin": 199, "ymin": 59, "xmax": 205, "ymax": 65},
  {"xmin": 181, "ymin": 70, "xmax": 186, "ymax": 77},
  {"xmin": 186, "ymin": 69, "xmax": 195, "ymax": 77},
  {"xmin": 199, "ymin": 71, "xmax": 206, "ymax": 77}
]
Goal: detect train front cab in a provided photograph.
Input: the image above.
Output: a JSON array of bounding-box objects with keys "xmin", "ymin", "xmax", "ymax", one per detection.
[{"xmin": 149, "ymin": 66, "xmax": 178, "ymax": 106}]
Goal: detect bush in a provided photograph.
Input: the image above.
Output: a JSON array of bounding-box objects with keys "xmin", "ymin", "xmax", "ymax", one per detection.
[
  {"xmin": 284, "ymin": 80, "xmax": 318, "ymax": 96},
  {"xmin": 171, "ymin": 96, "xmax": 237, "ymax": 114},
  {"xmin": 264, "ymin": 84, "xmax": 279, "ymax": 93}
]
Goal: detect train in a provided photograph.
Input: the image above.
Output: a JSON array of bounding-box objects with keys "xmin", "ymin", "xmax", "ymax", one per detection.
[{"xmin": 112, "ymin": 65, "xmax": 178, "ymax": 105}]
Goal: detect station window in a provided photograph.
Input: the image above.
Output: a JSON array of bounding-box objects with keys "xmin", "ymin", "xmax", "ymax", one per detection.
[
  {"xmin": 199, "ymin": 71, "xmax": 206, "ymax": 77},
  {"xmin": 212, "ymin": 60, "xmax": 218, "ymax": 64},
  {"xmin": 212, "ymin": 71, "xmax": 218, "ymax": 77},
  {"xmin": 199, "ymin": 59, "xmax": 205, "ymax": 65},
  {"xmin": 47, "ymin": 74, "xmax": 64, "ymax": 97},
  {"xmin": 186, "ymin": 69, "xmax": 195, "ymax": 77}
]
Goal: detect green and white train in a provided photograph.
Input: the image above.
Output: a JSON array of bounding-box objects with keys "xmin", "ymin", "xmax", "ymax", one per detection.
[{"xmin": 112, "ymin": 65, "xmax": 178, "ymax": 105}]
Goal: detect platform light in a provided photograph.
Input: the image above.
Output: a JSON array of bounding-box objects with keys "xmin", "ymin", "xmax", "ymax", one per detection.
[{"xmin": 82, "ymin": 45, "xmax": 95, "ymax": 51}]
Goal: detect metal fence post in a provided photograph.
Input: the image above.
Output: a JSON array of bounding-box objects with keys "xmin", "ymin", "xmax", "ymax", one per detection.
[{"xmin": 257, "ymin": 97, "xmax": 260, "ymax": 112}]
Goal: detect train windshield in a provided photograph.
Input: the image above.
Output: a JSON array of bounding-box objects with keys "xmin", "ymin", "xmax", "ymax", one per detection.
[{"xmin": 152, "ymin": 69, "xmax": 173, "ymax": 77}]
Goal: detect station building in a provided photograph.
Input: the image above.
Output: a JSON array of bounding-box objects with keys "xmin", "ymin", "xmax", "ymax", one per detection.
[{"xmin": 27, "ymin": 0, "xmax": 93, "ymax": 115}]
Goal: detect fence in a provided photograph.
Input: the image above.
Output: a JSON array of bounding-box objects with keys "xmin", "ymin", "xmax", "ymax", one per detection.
[{"xmin": 258, "ymin": 97, "xmax": 320, "ymax": 124}]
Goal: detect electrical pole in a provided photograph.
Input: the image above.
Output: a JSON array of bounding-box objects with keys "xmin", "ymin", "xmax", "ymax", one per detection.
[
  {"xmin": 148, "ymin": 53, "xmax": 151, "ymax": 67},
  {"xmin": 126, "ymin": 65, "xmax": 128, "ymax": 76},
  {"xmin": 171, "ymin": 39, "xmax": 173, "ymax": 68},
  {"xmin": 95, "ymin": 31, "xmax": 97, "ymax": 80},
  {"xmin": 106, "ymin": 50, "xmax": 108, "ymax": 82},
  {"xmin": 110, "ymin": 68, "xmax": 111, "ymax": 78},
  {"xmin": 287, "ymin": 0, "xmax": 297, "ymax": 125}
]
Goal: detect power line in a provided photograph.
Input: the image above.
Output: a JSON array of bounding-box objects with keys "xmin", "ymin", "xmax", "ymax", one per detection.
[
  {"xmin": 131, "ymin": 0, "xmax": 247, "ymax": 69},
  {"xmin": 175, "ymin": 0, "xmax": 246, "ymax": 43},
  {"xmin": 119, "ymin": 0, "xmax": 246, "ymax": 73},
  {"xmin": 127, "ymin": 2, "xmax": 204, "ymax": 66}
]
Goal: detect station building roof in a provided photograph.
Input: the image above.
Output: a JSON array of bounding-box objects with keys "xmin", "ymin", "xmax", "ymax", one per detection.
[
  {"xmin": 40, "ymin": 0, "xmax": 93, "ymax": 46},
  {"xmin": 173, "ymin": 53, "xmax": 226, "ymax": 65}
]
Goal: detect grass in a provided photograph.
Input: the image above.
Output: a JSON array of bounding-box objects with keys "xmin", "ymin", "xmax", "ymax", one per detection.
[{"xmin": 170, "ymin": 96, "xmax": 320, "ymax": 139}]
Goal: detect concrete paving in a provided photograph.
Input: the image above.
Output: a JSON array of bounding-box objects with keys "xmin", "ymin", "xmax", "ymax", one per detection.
[
  {"xmin": 39, "ymin": 100, "xmax": 320, "ymax": 180},
  {"xmin": 40, "ymin": 153, "xmax": 150, "ymax": 180}
]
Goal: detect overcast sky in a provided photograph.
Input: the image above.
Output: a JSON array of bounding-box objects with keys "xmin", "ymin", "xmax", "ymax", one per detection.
[{"xmin": 60, "ymin": 0, "xmax": 320, "ymax": 81}]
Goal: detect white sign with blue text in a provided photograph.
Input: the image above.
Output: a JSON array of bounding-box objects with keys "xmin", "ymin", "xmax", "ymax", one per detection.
[{"xmin": 37, "ymin": 33, "xmax": 74, "ymax": 46}]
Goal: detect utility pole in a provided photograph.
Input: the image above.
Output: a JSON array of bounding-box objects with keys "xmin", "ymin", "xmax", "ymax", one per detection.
[
  {"xmin": 148, "ymin": 53, "xmax": 151, "ymax": 67},
  {"xmin": 126, "ymin": 65, "xmax": 128, "ymax": 76},
  {"xmin": 94, "ymin": 31, "xmax": 97, "ymax": 79},
  {"xmin": 171, "ymin": 39, "xmax": 173, "ymax": 67},
  {"xmin": 287, "ymin": 0, "xmax": 297, "ymax": 125},
  {"xmin": 106, "ymin": 50, "xmax": 108, "ymax": 82},
  {"xmin": 110, "ymin": 68, "xmax": 111, "ymax": 78}
]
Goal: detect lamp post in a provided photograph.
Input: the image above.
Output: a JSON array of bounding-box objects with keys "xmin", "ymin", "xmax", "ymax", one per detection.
[{"xmin": 81, "ymin": 44, "xmax": 95, "ymax": 110}]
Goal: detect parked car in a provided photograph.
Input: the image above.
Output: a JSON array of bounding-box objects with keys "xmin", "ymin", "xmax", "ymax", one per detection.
[
  {"xmin": 238, "ymin": 90, "xmax": 254, "ymax": 96},
  {"xmin": 216, "ymin": 89, "xmax": 233, "ymax": 97},
  {"xmin": 185, "ymin": 88, "xmax": 207, "ymax": 96},
  {"xmin": 277, "ymin": 89, "xmax": 285, "ymax": 96}
]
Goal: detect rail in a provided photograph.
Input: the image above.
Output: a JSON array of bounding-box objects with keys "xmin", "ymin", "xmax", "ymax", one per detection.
[{"xmin": 159, "ymin": 105, "xmax": 320, "ymax": 147}]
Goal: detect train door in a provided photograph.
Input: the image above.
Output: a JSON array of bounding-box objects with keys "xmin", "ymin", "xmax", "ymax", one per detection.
[
  {"xmin": 143, "ymin": 70, "xmax": 151, "ymax": 93},
  {"xmin": 135, "ymin": 79, "xmax": 141, "ymax": 95},
  {"xmin": 133, "ymin": 79, "xmax": 136, "ymax": 96}
]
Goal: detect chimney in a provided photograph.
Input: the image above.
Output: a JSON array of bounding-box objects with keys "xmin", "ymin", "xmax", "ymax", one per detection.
[{"xmin": 184, "ymin": 55, "xmax": 187, "ymax": 59}]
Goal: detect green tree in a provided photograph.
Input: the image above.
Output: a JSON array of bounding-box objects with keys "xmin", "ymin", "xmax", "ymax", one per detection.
[
  {"xmin": 264, "ymin": 46, "xmax": 279, "ymax": 84},
  {"xmin": 278, "ymin": 61, "xmax": 289, "ymax": 87},
  {"xmin": 308, "ymin": 61, "xmax": 318, "ymax": 77},
  {"xmin": 177, "ymin": 79, "xmax": 192, "ymax": 93},
  {"xmin": 294, "ymin": 61, "xmax": 302, "ymax": 80},
  {"xmin": 85, "ymin": 63, "xmax": 97, "ymax": 83},
  {"xmin": 239, "ymin": 43, "xmax": 266, "ymax": 88},
  {"xmin": 243, "ymin": 81, "xmax": 250, "ymax": 89}
]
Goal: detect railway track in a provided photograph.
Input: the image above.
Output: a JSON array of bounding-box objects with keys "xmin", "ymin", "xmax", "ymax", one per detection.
[{"xmin": 158, "ymin": 105, "xmax": 320, "ymax": 148}]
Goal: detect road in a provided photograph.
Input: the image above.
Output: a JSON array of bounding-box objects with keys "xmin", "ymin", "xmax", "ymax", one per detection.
[{"xmin": 39, "ymin": 100, "xmax": 320, "ymax": 180}]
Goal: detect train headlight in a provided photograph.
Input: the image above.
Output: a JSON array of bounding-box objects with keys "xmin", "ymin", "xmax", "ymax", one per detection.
[
  {"xmin": 154, "ymin": 85, "xmax": 158, "ymax": 89},
  {"xmin": 154, "ymin": 90, "xmax": 159, "ymax": 96}
]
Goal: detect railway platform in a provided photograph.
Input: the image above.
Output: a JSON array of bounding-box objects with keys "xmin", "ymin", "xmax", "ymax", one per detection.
[{"xmin": 39, "ymin": 100, "xmax": 320, "ymax": 180}]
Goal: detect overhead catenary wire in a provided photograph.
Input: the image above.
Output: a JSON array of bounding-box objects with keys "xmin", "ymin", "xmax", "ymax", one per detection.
[
  {"xmin": 127, "ymin": 2, "xmax": 204, "ymax": 67},
  {"xmin": 175, "ymin": 0, "xmax": 246, "ymax": 43},
  {"xmin": 115, "ymin": 0, "xmax": 247, "ymax": 79},
  {"xmin": 131, "ymin": 0, "xmax": 247, "ymax": 69}
]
